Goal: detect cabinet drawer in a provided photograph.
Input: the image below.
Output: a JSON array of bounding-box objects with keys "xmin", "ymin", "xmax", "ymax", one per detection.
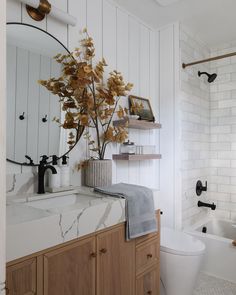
[
  {"xmin": 136, "ymin": 232, "xmax": 158, "ymax": 245},
  {"xmin": 136, "ymin": 211, "xmax": 160, "ymax": 246},
  {"xmin": 136, "ymin": 266, "xmax": 160, "ymax": 295},
  {"xmin": 136, "ymin": 239, "xmax": 159, "ymax": 275}
]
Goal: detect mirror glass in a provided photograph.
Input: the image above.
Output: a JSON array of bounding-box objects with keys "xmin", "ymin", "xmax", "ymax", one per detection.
[{"xmin": 7, "ymin": 23, "xmax": 77, "ymax": 165}]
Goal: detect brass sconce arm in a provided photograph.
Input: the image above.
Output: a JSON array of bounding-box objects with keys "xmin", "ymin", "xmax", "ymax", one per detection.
[
  {"xmin": 26, "ymin": 0, "xmax": 51, "ymax": 21},
  {"xmin": 18, "ymin": 0, "xmax": 77, "ymax": 26}
]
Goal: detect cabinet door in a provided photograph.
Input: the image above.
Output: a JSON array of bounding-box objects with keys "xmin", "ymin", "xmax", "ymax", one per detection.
[
  {"xmin": 136, "ymin": 266, "xmax": 160, "ymax": 295},
  {"xmin": 44, "ymin": 237, "xmax": 96, "ymax": 295},
  {"xmin": 6, "ymin": 258, "xmax": 37, "ymax": 295},
  {"xmin": 97, "ymin": 225, "xmax": 135, "ymax": 295}
]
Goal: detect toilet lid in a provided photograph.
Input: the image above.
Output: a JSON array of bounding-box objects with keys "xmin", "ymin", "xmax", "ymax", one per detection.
[{"xmin": 160, "ymin": 227, "xmax": 205, "ymax": 256}]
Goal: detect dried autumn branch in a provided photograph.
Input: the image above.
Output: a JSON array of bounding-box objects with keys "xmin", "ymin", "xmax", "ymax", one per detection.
[{"xmin": 39, "ymin": 29, "xmax": 133, "ymax": 160}]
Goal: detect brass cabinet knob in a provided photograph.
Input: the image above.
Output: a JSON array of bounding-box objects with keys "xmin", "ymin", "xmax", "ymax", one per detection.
[
  {"xmin": 147, "ymin": 253, "xmax": 153, "ymax": 259},
  {"xmin": 100, "ymin": 248, "xmax": 107, "ymax": 254},
  {"xmin": 90, "ymin": 252, "xmax": 97, "ymax": 258}
]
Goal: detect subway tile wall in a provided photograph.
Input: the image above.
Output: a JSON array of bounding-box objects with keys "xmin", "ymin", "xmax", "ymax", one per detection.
[
  {"xmin": 209, "ymin": 42, "xmax": 236, "ymax": 221},
  {"xmin": 181, "ymin": 25, "xmax": 236, "ymax": 226}
]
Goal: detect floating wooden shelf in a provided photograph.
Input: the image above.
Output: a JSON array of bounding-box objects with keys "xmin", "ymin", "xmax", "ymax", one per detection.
[
  {"xmin": 112, "ymin": 154, "xmax": 162, "ymax": 161},
  {"xmin": 113, "ymin": 118, "xmax": 161, "ymax": 130}
]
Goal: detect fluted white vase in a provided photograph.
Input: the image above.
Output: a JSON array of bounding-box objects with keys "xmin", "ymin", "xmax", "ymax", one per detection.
[{"xmin": 85, "ymin": 159, "xmax": 112, "ymax": 187}]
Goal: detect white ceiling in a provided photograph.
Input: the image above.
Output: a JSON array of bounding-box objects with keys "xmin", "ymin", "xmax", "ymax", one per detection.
[{"xmin": 114, "ymin": 0, "xmax": 236, "ymax": 47}]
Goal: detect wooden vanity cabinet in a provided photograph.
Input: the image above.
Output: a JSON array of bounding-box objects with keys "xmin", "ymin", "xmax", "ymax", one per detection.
[
  {"xmin": 135, "ymin": 211, "xmax": 160, "ymax": 295},
  {"xmin": 43, "ymin": 237, "xmax": 96, "ymax": 295},
  {"xmin": 136, "ymin": 266, "xmax": 160, "ymax": 295},
  {"xmin": 6, "ymin": 258, "xmax": 37, "ymax": 295},
  {"xmin": 6, "ymin": 211, "xmax": 160, "ymax": 295},
  {"xmin": 96, "ymin": 225, "xmax": 135, "ymax": 295}
]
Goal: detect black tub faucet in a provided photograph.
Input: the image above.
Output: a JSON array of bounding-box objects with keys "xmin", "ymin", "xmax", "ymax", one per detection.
[
  {"xmin": 198, "ymin": 200, "xmax": 216, "ymax": 210},
  {"xmin": 37, "ymin": 155, "xmax": 57, "ymax": 194}
]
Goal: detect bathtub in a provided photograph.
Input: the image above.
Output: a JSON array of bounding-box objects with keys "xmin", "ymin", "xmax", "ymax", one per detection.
[{"xmin": 187, "ymin": 218, "xmax": 236, "ymax": 283}]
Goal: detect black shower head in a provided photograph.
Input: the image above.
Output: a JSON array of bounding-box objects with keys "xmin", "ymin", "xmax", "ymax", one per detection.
[{"xmin": 198, "ymin": 71, "xmax": 217, "ymax": 83}]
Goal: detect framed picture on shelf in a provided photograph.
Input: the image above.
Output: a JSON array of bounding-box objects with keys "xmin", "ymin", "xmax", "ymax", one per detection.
[{"xmin": 129, "ymin": 95, "xmax": 155, "ymax": 122}]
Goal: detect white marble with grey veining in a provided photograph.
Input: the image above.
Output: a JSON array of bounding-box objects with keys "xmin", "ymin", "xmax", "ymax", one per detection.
[
  {"xmin": 6, "ymin": 187, "xmax": 126, "ymax": 262},
  {"xmin": 0, "ymin": 281, "xmax": 5, "ymax": 295},
  {"xmin": 6, "ymin": 172, "xmax": 37, "ymax": 196}
]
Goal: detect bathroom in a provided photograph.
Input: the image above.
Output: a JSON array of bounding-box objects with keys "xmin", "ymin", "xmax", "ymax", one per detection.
[{"xmin": 1, "ymin": 0, "xmax": 236, "ymax": 294}]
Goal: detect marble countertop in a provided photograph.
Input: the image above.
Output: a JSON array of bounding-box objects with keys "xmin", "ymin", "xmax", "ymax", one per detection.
[
  {"xmin": 6, "ymin": 186, "xmax": 160, "ymax": 262},
  {"xmin": 6, "ymin": 187, "xmax": 126, "ymax": 262}
]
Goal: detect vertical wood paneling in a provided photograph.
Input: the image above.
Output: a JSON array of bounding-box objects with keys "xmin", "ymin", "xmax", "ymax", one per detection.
[
  {"xmin": 139, "ymin": 26, "xmax": 150, "ymax": 98},
  {"xmin": 0, "ymin": 0, "xmax": 6, "ymax": 286},
  {"xmin": 48, "ymin": 61, "xmax": 61, "ymax": 157},
  {"xmin": 87, "ymin": 0, "xmax": 103, "ymax": 61},
  {"xmin": 7, "ymin": 45, "xmax": 17, "ymax": 160},
  {"xmin": 103, "ymin": 0, "xmax": 117, "ymax": 182},
  {"xmin": 149, "ymin": 31, "xmax": 160, "ymax": 189},
  {"xmin": 116, "ymin": 8, "xmax": 128, "ymax": 81},
  {"xmin": 116, "ymin": 8, "xmax": 129, "ymax": 183},
  {"xmin": 27, "ymin": 52, "xmax": 40, "ymax": 162},
  {"xmin": 6, "ymin": 0, "xmax": 161, "ymax": 190},
  {"xmin": 86, "ymin": 0, "xmax": 103, "ymax": 166},
  {"xmin": 7, "ymin": 0, "xmax": 21, "ymax": 22},
  {"xmin": 38, "ymin": 56, "xmax": 51, "ymax": 160},
  {"xmin": 139, "ymin": 25, "xmax": 150, "ymax": 186},
  {"xmin": 47, "ymin": 0, "xmax": 68, "ymax": 46},
  {"xmin": 7, "ymin": 45, "xmax": 61, "ymax": 164},
  {"xmin": 68, "ymin": 0, "xmax": 88, "ymax": 185},
  {"xmin": 103, "ymin": 0, "xmax": 116, "ymax": 71},
  {"xmin": 128, "ymin": 17, "xmax": 140, "ymax": 185},
  {"xmin": 160, "ymin": 25, "xmax": 175, "ymax": 227},
  {"xmin": 68, "ymin": 0, "xmax": 87, "ymax": 51},
  {"xmin": 14, "ymin": 48, "xmax": 28, "ymax": 163},
  {"xmin": 173, "ymin": 23, "xmax": 182, "ymax": 229}
]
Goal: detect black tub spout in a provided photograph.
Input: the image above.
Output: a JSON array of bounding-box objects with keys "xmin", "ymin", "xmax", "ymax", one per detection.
[{"xmin": 198, "ymin": 201, "xmax": 216, "ymax": 210}]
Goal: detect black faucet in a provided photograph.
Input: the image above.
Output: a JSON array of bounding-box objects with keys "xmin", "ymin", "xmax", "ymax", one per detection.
[
  {"xmin": 198, "ymin": 200, "xmax": 216, "ymax": 210},
  {"xmin": 37, "ymin": 155, "xmax": 57, "ymax": 194}
]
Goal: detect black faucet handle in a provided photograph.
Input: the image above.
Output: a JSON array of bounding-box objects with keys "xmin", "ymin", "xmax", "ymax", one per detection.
[
  {"xmin": 50, "ymin": 155, "xmax": 59, "ymax": 165},
  {"xmin": 196, "ymin": 180, "xmax": 207, "ymax": 196},
  {"xmin": 212, "ymin": 202, "xmax": 216, "ymax": 210},
  {"xmin": 202, "ymin": 181, "xmax": 207, "ymax": 191},
  {"xmin": 25, "ymin": 155, "xmax": 34, "ymax": 165},
  {"xmin": 40, "ymin": 155, "xmax": 49, "ymax": 165}
]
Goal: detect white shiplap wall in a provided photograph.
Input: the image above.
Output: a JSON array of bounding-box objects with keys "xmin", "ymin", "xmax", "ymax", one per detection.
[
  {"xmin": 0, "ymin": 0, "xmax": 6, "ymax": 292},
  {"xmin": 6, "ymin": 0, "xmax": 161, "ymax": 189},
  {"xmin": 7, "ymin": 44, "xmax": 61, "ymax": 164},
  {"xmin": 159, "ymin": 23, "xmax": 181, "ymax": 228}
]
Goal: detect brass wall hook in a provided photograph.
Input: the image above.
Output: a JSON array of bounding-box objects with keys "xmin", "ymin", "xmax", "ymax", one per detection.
[{"xmin": 26, "ymin": 0, "xmax": 51, "ymax": 22}]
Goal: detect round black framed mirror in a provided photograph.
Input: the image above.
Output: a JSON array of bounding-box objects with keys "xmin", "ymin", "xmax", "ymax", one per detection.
[{"xmin": 7, "ymin": 22, "xmax": 84, "ymax": 166}]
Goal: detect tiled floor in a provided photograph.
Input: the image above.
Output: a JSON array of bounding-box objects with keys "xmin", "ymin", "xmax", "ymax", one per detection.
[{"xmin": 194, "ymin": 273, "xmax": 236, "ymax": 295}]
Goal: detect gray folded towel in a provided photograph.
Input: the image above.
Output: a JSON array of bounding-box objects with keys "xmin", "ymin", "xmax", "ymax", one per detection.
[{"xmin": 94, "ymin": 183, "xmax": 157, "ymax": 240}]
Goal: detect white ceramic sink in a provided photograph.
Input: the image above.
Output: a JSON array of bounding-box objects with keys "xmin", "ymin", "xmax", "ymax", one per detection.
[
  {"xmin": 24, "ymin": 193, "xmax": 103, "ymax": 213},
  {"xmin": 25, "ymin": 194, "xmax": 78, "ymax": 210}
]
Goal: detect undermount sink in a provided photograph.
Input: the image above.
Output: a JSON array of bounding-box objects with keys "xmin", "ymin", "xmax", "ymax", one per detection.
[{"xmin": 24, "ymin": 193, "xmax": 98, "ymax": 213}]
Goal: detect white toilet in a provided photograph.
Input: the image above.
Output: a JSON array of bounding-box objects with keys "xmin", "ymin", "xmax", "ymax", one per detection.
[{"xmin": 160, "ymin": 227, "xmax": 205, "ymax": 295}]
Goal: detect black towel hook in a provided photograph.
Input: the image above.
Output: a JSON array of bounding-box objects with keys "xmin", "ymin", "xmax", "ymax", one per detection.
[
  {"xmin": 19, "ymin": 112, "xmax": 25, "ymax": 120},
  {"xmin": 42, "ymin": 115, "xmax": 48, "ymax": 123}
]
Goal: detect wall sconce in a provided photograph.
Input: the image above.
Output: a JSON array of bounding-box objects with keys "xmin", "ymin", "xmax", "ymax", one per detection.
[{"xmin": 17, "ymin": 0, "xmax": 77, "ymax": 26}]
